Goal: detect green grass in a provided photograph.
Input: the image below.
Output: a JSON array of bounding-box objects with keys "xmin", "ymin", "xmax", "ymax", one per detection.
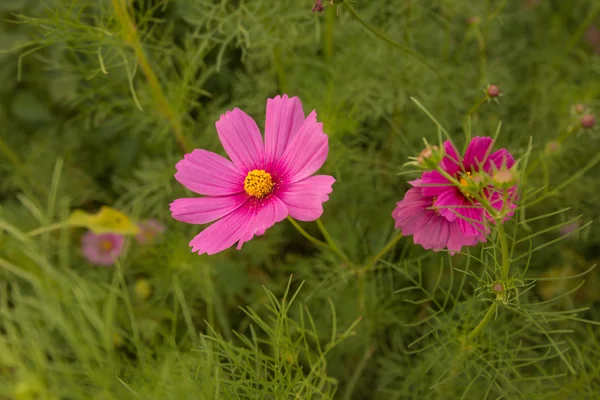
[{"xmin": 1, "ymin": 0, "xmax": 600, "ymax": 399}]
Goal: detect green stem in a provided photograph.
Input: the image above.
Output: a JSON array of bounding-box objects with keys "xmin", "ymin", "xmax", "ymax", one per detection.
[
  {"xmin": 497, "ymin": 223, "xmax": 510, "ymax": 281},
  {"xmin": 525, "ymin": 125, "xmax": 579, "ymax": 177},
  {"xmin": 0, "ymin": 136, "xmax": 20, "ymax": 166},
  {"xmin": 287, "ymin": 216, "xmax": 328, "ymax": 249},
  {"xmin": 466, "ymin": 95, "xmax": 487, "ymax": 117},
  {"xmin": 27, "ymin": 222, "xmax": 67, "ymax": 237},
  {"xmin": 343, "ymin": 3, "xmax": 438, "ymax": 75},
  {"xmin": 366, "ymin": 231, "xmax": 403, "ymax": 271},
  {"xmin": 111, "ymin": 0, "xmax": 190, "ymax": 154},
  {"xmin": 316, "ymin": 219, "xmax": 353, "ymax": 265},
  {"xmin": 465, "ymin": 302, "xmax": 498, "ymax": 343},
  {"xmin": 465, "ymin": 217, "xmax": 511, "ymax": 343}
]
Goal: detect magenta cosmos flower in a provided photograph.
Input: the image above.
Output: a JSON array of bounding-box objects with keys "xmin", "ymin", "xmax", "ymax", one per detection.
[
  {"xmin": 81, "ymin": 232, "xmax": 124, "ymax": 266},
  {"xmin": 392, "ymin": 185, "xmax": 486, "ymax": 254},
  {"xmin": 418, "ymin": 136, "xmax": 516, "ymax": 237},
  {"xmin": 170, "ymin": 95, "xmax": 335, "ymax": 255},
  {"xmin": 135, "ymin": 219, "xmax": 166, "ymax": 244}
]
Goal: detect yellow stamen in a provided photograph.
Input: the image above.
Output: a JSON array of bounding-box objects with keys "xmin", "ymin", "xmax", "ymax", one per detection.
[
  {"xmin": 431, "ymin": 196, "xmax": 441, "ymax": 215},
  {"xmin": 459, "ymin": 171, "xmax": 473, "ymax": 198},
  {"xmin": 101, "ymin": 240, "xmax": 113, "ymax": 251},
  {"xmin": 244, "ymin": 169, "xmax": 274, "ymax": 199}
]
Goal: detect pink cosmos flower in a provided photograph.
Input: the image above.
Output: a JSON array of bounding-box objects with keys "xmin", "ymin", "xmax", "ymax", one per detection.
[
  {"xmin": 170, "ymin": 95, "xmax": 335, "ymax": 255},
  {"xmin": 392, "ymin": 186, "xmax": 486, "ymax": 254},
  {"xmin": 81, "ymin": 232, "xmax": 124, "ymax": 266},
  {"xmin": 418, "ymin": 136, "xmax": 516, "ymax": 237},
  {"xmin": 135, "ymin": 219, "xmax": 166, "ymax": 244},
  {"xmin": 586, "ymin": 26, "xmax": 600, "ymax": 55}
]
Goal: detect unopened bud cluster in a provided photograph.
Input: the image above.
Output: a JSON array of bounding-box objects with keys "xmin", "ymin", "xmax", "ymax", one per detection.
[
  {"xmin": 406, "ymin": 140, "xmax": 444, "ymax": 170},
  {"xmin": 571, "ymin": 103, "xmax": 596, "ymax": 130}
]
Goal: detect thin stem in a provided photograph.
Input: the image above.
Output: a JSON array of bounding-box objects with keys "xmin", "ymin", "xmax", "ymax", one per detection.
[
  {"xmin": 465, "ymin": 302, "xmax": 498, "ymax": 343},
  {"xmin": 497, "ymin": 223, "xmax": 510, "ymax": 281},
  {"xmin": 525, "ymin": 125, "xmax": 580, "ymax": 177},
  {"xmin": 466, "ymin": 95, "xmax": 487, "ymax": 117},
  {"xmin": 343, "ymin": 3, "xmax": 438, "ymax": 75},
  {"xmin": 27, "ymin": 222, "xmax": 67, "ymax": 237},
  {"xmin": 366, "ymin": 231, "xmax": 403, "ymax": 271},
  {"xmin": 287, "ymin": 216, "xmax": 328, "ymax": 249},
  {"xmin": 316, "ymin": 219, "xmax": 353, "ymax": 265},
  {"xmin": 0, "ymin": 136, "xmax": 20, "ymax": 166},
  {"xmin": 111, "ymin": 0, "xmax": 190, "ymax": 154}
]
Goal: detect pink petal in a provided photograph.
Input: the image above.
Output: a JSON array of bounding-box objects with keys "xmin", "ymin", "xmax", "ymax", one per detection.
[
  {"xmin": 215, "ymin": 108, "xmax": 264, "ymax": 172},
  {"xmin": 420, "ymin": 171, "xmax": 452, "ymax": 197},
  {"xmin": 277, "ymin": 175, "xmax": 335, "ymax": 221},
  {"xmin": 170, "ymin": 193, "xmax": 247, "ymax": 224},
  {"xmin": 175, "ymin": 149, "xmax": 244, "ymax": 196},
  {"xmin": 485, "ymin": 148, "xmax": 515, "ymax": 172},
  {"xmin": 488, "ymin": 190, "xmax": 517, "ymax": 220},
  {"xmin": 392, "ymin": 188, "xmax": 432, "ymax": 233},
  {"xmin": 81, "ymin": 232, "xmax": 124, "ymax": 266},
  {"xmin": 275, "ymin": 111, "xmax": 328, "ymax": 183},
  {"xmin": 189, "ymin": 207, "xmax": 254, "ymax": 255},
  {"xmin": 408, "ymin": 178, "xmax": 423, "ymax": 187},
  {"xmin": 433, "ymin": 188, "xmax": 464, "ymax": 222},
  {"xmin": 463, "ymin": 136, "xmax": 493, "ymax": 170},
  {"xmin": 392, "ymin": 187, "xmax": 488, "ymax": 255},
  {"xmin": 236, "ymin": 196, "xmax": 288, "ymax": 249},
  {"xmin": 441, "ymin": 140, "xmax": 463, "ymax": 175},
  {"xmin": 456, "ymin": 205, "xmax": 487, "ymax": 236},
  {"xmin": 264, "ymin": 95, "xmax": 305, "ymax": 167},
  {"xmin": 446, "ymin": 224, "xmax": 485, "ymax": 254},
  {"xmin": 188, "ymin": 196, "xmax": 288, "ymax": 255}
]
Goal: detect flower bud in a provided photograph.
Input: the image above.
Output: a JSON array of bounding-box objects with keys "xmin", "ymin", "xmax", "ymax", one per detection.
[
  {"xmin": 112, "ymin": 332, "xmax": 124, "ymax": 349},
  {"xmin": 573, "ymin": 103, "xmax": 585, "ymax": 114},
  {"xmin": 492, "ymin": 169, "xmax": 517, "ymax": 189},
  {"xmin": 417, "ymin": 144, "xmax": 443, "ymax": 168},
  {"xmin": 487, "ymin": 85, "xmax": 501, "ymax": 98},
  {"xmin": 134, "ymin": 278, "xmax": 152, "ymax": 301},
  {"xmin": 492, "ymin": 281, "xmax": 504, "ymax": 293},
  {"xmin": 581, "ymin": 114, "xmax": 596, "ymax": 129},
  {"xmin": 544, "ymin": 141, "xmax": 560, "ymax": 155},
  {"xmin": 312, "ymin": 0, "xmax": 324, "ymax": 12},
  {"xmin": 467, "ymin": 16, "xmax": 480, "ymax": 26},
  {"xmin": 491, "ymin": 280, "xmax": 506, "ymax": 302},
  {"xmin": 406, "ymin": 142, "xmax": 444, "ymax": 170}
]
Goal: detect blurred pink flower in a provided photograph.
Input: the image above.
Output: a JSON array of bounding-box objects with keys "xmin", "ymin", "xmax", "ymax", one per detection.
[
  {"xmin": 392, "ymin": 186, "xmax": 486, "ymax": 254},
  {"xmin": 418, "ymin": 137, "xmax": 517, "ymax": 237},
  {"xmin": 312, "ymin": 0, "xmax": 324, "ymax": 12},
  {"xmin": 586, "ymin": 26, "xmax": 600, "ymax": 55},
  {"xmin": 170, "ymin": 95, "xmax": 335, "ymax": 255},
  {"xmin": 560, "ymin": 221, "xmax": 580, "ymax": 237},
  {"xmin": 135, "ymin": 219, "xmax": 166, "ymax": 244},
  {"xmin": 81, "ymin": 232, "xmax": 124, "ymax": 266}
]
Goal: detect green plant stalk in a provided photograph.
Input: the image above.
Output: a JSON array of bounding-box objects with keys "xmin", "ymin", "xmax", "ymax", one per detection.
[
  {"xmin": 363, "ymin": 231, "xmax": 403, "ymax": 272},
  {"xmin": 111, "ymin": 0, "xmax": 190, "ymax": 154},
  {"xmin": 431, "ymin": 165, "xmax": 511, "ymax": 342},
  {"xmin": 466, "ymin": 95, "xmax": 488, "ymax": 117},
  {"xmin": 27, "ymin": 222, "xmax": 66, "ymax": 237},
  {"xmin": 463, "ymin": 221, "xmax": 510, "ymax": 343},
  {"xmin": 465, "ymin": 302, "xmax": 498, "ymax": 343},
  {"xmin": 343, "ymin": 3, "xmax": 438, "ymax": 75},
  {"xmin": 316, "ymin": 219, "xmax": 353, "ymax": 266},
  {"xmin": 287, "ymin": 216, "xmax": 328, "ymax": 248},
  {"xmin": 497, "ymin": 219, "xmax": 510, "ymax": 281}
]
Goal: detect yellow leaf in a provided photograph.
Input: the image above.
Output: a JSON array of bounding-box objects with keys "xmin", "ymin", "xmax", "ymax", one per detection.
[{"xmin": 68, "ymin": 206, "xmax": 140, "ymax": 235}]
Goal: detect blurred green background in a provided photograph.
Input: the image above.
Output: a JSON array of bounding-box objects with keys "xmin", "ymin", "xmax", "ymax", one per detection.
[{"xmin": 1, "ymin": 0, "xmax": 600, "ymax": 399}]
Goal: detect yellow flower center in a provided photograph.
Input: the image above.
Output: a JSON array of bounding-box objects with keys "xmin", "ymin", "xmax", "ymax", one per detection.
[
  {"xmin": 101, "ymin": 239, "xmax": 113, "ymax": 251},
  {"xmin": 459, "ymin": 171, "xmax": 473, "ymax": 198},
  {"xmin": 431, "ymin": 197, "xmax": 441, "ymax": 215},
  {"xmin": 244, "ymin": 169, "xmax": 274, "ymax": 199}
]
